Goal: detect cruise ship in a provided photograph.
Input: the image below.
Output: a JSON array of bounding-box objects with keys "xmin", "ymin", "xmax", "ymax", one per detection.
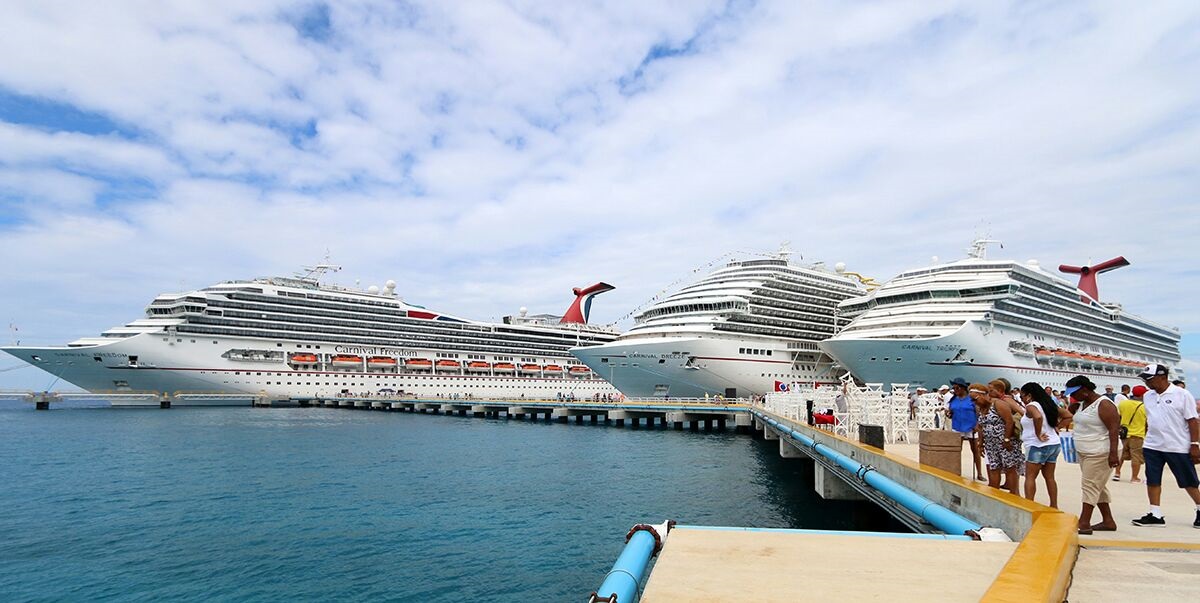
[
  {"xmin": 1, "ymin": 265, "xmax": 621, "ymax": 403},
  {"xmin": 569, "ymin": 249, "xmax": 871, "ymax": 398},
  {"xmin": 820, "ymin": 240, "xmax": 1182, "ymax": 390}
]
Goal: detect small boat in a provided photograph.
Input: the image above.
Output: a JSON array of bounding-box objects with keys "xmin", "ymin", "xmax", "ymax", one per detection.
[
  {"xmin": 331, "ymin": 354, "xmax": 363, "ymax": 368},
  {"xmin": 568, "ymin": 366, "xmax": 591, "ymax": 377},
  {"xmin": 367, "ymin": 356, "xmax": 398, "ymax": 368},
  {"xmin": 542, "ymin": 364, "xmax": 563, "ymax": 374},
  {"xmin": 465, "ymin": 361, "xmax": 491, "ymax": 372},
  {"xmin": 435, "ymin": 360, "xmax": 461, "ymax": 371},
  {"xmin": 405, "ymin": 358, "xmax": 433, "ymax": 370},
  {"xmin": 493, "ymin": 362, "xmax": 516, "ymax": 373},
  {"xmin": 290, "ymin": 353, "xmax": 319, "ymax": 365},
  {"xmin": 519, "ymin": 364, "xmax": 541, "ymax": 374}
]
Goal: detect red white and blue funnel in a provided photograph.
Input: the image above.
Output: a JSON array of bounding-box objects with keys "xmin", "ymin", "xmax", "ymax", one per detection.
[
  {"xmin": 1059, "ymin": 256, "xmax": 1129, "ymax": 303},
  {"xmin": 560, "ymin": 282, "xmax": 615, "ymax": 325}
]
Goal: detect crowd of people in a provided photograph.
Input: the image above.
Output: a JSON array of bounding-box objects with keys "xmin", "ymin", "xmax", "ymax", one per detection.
[{"xmin": 939, "ymin": 364, "xmax": 1198, "ymax": 535}]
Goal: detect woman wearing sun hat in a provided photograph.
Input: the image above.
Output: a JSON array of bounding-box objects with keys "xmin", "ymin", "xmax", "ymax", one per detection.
[{"xmin": 945, "ymin": 377, "xmax": 984, "ymax": 481}]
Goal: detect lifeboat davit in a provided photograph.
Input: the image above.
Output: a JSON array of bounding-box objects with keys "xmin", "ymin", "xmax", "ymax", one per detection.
[
  {"xmin": 290, "ymin": 353, "xmax": 319, "ymax": 365},
  {"xmin": 331, "ymin": 354, "xmax": 363, "ymax": 368},
  {"xmin": 542, "ymin": 364, "xmax": 563, "ymax": 374},
  {"xmin": 367, "ymin": 356, "xmax": 398, "ymax": 368},
  {"xmin": 435, "ymin": 360, "xmax": 462, "ymax": 371},
  {"xmin": 493, "ymin": 362, "xmax": 516, "ymax": 373},
  {"xmin": 406, "ymin": 358, "xmax": 433, "ymax": 370},
  {"xmin": 465, "ymin": 361, "xmax": 491, "ymax": 372},
  {"xmin": 519, "ymin": 364, "xmax": 541, "ymax": 374}
]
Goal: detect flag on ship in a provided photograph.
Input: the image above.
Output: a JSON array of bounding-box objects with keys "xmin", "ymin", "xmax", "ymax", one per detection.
[{"xmin": 774, "ymin": 381, "xmax": 788, "ymax": 392}]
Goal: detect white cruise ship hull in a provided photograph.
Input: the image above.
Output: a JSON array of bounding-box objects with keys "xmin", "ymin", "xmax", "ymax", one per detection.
[
  {"xmin": 821, "ymin": 321, "xmax": 1146, "ymax": 391},
  {"xmin": 3, "ymin": 333, "xmax": 616, "ymax": 405},
  {"xmin": 571, "ymin": 337, "xmax": 842, "ymax": 398}
]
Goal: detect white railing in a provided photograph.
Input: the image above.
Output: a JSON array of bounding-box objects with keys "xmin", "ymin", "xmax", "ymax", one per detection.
[{"xmin": 763, "ymin": 383, "xmax": 949, "ymax": 444}]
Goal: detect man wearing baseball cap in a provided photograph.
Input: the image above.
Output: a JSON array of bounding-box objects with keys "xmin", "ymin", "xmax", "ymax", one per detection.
[
  {"xmin": 1114, "ymin": 385, "xmax": 1148, "ymax": 483},
  {"xmin": 1131, "ymin": 364, "xmax": 1200, "ymax": 528}
]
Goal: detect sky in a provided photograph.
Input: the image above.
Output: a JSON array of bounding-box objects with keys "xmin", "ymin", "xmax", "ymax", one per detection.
[{"xmin": 1, "ymin": 0, "xmax": 1199, "ymax": 390}]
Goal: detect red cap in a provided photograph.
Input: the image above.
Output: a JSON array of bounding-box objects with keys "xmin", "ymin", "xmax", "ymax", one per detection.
[{"xmin": 1131, "ymin": 385, "xmax": 1148, "ymax": 397}]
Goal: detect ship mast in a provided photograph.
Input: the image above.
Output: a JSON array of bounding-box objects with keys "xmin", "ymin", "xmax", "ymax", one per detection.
[{"xmin": 966, "ymin": 238, "xmax": 1003, "ymax": 260}]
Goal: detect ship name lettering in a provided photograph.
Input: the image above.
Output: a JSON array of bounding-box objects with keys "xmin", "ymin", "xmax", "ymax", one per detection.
[{"xmin": 335, "ymin": 345, "xmax": 414, "ymax": 357}]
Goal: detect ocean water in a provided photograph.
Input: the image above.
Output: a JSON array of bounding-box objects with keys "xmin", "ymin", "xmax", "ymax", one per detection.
[{"xmin": 0, "ymin": 404, "xmax": 894, "ymax": 601}]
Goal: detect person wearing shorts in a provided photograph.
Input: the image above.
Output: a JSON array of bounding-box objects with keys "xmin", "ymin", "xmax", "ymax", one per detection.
[
  {"xmin": 1130, "ymin": 364, "xmax": 1200, "ymax": 529},
  {"xmin": 1116, "ymin": 385, "xmax": 1148, "ymax": 482}
]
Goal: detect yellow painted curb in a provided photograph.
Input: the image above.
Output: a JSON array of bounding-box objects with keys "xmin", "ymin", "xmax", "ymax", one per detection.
[
  {"xmin": 1081, "ymin": 539, "xmax": 1200, "ymax": 551},
  {"xmin": 768, "ymin": 411, "xmax": 1052, "ymax": 514},
  {"xmin": 981, "ymin": 512, "xmax": 1077, "ymax": 603},
  {"xmin": 763, "ymin": 410, "xmax": 1081, "ymax": 602}
]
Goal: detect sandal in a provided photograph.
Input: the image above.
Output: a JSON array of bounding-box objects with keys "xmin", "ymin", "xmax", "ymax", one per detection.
[
  {"xmin": 1077, "ymin": 527, "xmax": 1093, "ymax": 535},
  {"xmin": 1090, "ymin": 524, "xmax": 1117, "ymax": 532}
]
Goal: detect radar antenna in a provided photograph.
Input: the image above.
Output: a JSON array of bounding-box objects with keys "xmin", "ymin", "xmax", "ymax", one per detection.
[
  {"xmin": 777, "ymin": 241, "xmax": 793, "ymax": 262},
  {"xmin": 296, "ymin": 251, "xmax": 342, "ymax": 284},
  {"xmin": 966, "ymin": 239, "xmax": 1003, "ymax": 260}
]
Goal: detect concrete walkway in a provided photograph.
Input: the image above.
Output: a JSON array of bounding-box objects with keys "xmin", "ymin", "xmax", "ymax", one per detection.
[
  {"xmin": 641, "ymin": 528, "xmax": 1017, "ymax": 602},
  {"xmin": 887, "ymin": 434, "xmax": 1200, "ymax": 601},
  {"xmin": 886, "ymin": 440, "xmax": 1200, "ymax": 543}
]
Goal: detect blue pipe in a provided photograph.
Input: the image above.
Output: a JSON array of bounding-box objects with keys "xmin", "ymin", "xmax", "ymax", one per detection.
[
  {"xmin": 674, "ymin": 525, "xmax": 973, "ymax": 540},
  {"xmin": 753, "ymin": 410, "xmax": 982, "ymax": 536},
  {"xmin": 592, "ymin": 528, "xmax": 658, "ymax": 603}
]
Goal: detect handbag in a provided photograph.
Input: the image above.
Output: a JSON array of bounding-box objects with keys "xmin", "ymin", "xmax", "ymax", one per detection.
[{"xmin": 1119, "ymin": 403, "xmax": 1143, "ymax": 440}]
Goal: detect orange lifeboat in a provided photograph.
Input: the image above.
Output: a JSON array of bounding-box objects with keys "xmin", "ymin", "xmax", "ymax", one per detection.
[
  {"xmin": 569, "ymin": 366, "xmax": 591, "ymax": 377},
  {"xmin": 493, "ymin": 362, "xmax": 516, "ymax": 373},
  {"xmin": 405, "ymin": 358, "xmax": 433, "ymax": 370},
  {"xmin": 367, "ymin": 356, "xmax": 398, "ymax": 368},
  {"xmin": 290, "ymin": 353, "xmax": 319, "ymax": 365},
  {"xmin": 542, "ymin": 364, "xmax": 563, "ymax": 374},
  {"xmin": 519, "ymin": 364, "xmax": 541, "ymax": 374},
  {"xmin": 331, "ymin": 354, "xmax": 363, "ymax": 368},
  {"xmin": 435, "ymin": 360, "xmax": 461, "ymax": 371},
  {"xmin": 466, "ymin": 361, "xmax": 491, "ymax": 373},
  {"xmin": 1034, "ymin": 348, "xmax": 1052, "ymax": 362}
]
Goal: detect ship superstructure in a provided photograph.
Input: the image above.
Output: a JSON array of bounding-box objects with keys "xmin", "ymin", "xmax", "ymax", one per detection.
[
  {"xmin": 820, "ymin": 240, "xmax": 1182, "ymax": 390},
  {"xmin": 570, "ymin": 249, "xmax": 869, "ymax": 398},
  {"xmin": 1, "ymin": 265, "xmax": 620, "ymax": 403}
]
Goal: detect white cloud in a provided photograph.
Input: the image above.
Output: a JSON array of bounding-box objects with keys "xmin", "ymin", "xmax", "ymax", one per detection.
[{"xmin": 1, "ymin": 0, "xmax": 1200, "ymax": 390}]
